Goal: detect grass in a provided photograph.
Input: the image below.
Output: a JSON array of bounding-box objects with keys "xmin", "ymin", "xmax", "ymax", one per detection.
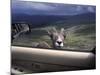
[{"xmin": 64, "ymin": 33, "xmax": 95, "ymax": 49}]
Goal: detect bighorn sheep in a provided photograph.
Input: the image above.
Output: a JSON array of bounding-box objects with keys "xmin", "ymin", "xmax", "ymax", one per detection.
[{"xmin": 35, "ymin": 27, "xmax": 66, "ymax": 49}]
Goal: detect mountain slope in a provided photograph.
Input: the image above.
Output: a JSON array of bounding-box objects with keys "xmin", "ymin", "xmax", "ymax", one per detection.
[{"xmin": 12, "ymin": 12, "xmax": 95, "ymax": 28}]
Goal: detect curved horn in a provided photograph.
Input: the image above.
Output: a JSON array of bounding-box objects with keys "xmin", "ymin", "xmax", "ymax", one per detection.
[
  {"xmin": 60, "ymin": 28, "xmax": 64, "ymax": 34},
  {"xmin": 61, "ymin": 28, "xmax": 66, "ymax": 38}
]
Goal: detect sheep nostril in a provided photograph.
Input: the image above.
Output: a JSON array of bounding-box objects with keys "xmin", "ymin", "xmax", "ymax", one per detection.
[{"xmin": 57, "ymin": 41, "xmax": 62, "ymax": 45}]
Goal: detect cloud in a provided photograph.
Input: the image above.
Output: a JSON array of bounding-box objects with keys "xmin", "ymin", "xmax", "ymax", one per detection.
[
  {"xmin": 27, "ymin": 3, "xmax": 56, "ymax": 11},
  {"xmin": 12, "ymin": 0, "xmax": 57, "ymax": 11},
  {"xmin": 87, "ymin": 6, "xmax": 95, "ymax": 12},
  {"xmin": 76, "ymin": 6, "xmax": 83, "ymax": 11},
  {"xmin": 12, "ymin": 0, "xmax": 96, "ymax": 15}
]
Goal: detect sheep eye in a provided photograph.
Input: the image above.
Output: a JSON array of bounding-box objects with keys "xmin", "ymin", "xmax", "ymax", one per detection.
[
  {"xmin": 50, "ymin": 34, "xmax": 53, "ymax": 38},
  {"xmin": 63, "ymin": 34, "xmax": 66, "ymax": 38}
]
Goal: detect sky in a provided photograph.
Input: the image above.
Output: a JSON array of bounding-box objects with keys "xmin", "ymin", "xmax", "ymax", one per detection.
[{"xmin": 11, "ymin": 0, "xmax": 96, "ymax": 15}]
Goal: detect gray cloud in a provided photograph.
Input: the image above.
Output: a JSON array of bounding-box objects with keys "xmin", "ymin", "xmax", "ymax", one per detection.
[{"xmin": 12, "ymin": 0, "xmax": 96, "ymax": 15}]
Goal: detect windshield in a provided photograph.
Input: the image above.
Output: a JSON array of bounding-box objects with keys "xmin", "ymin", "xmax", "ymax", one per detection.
[{"xmin": 11, "ymin": 0, "xmax": 96, "ymax": 51}]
